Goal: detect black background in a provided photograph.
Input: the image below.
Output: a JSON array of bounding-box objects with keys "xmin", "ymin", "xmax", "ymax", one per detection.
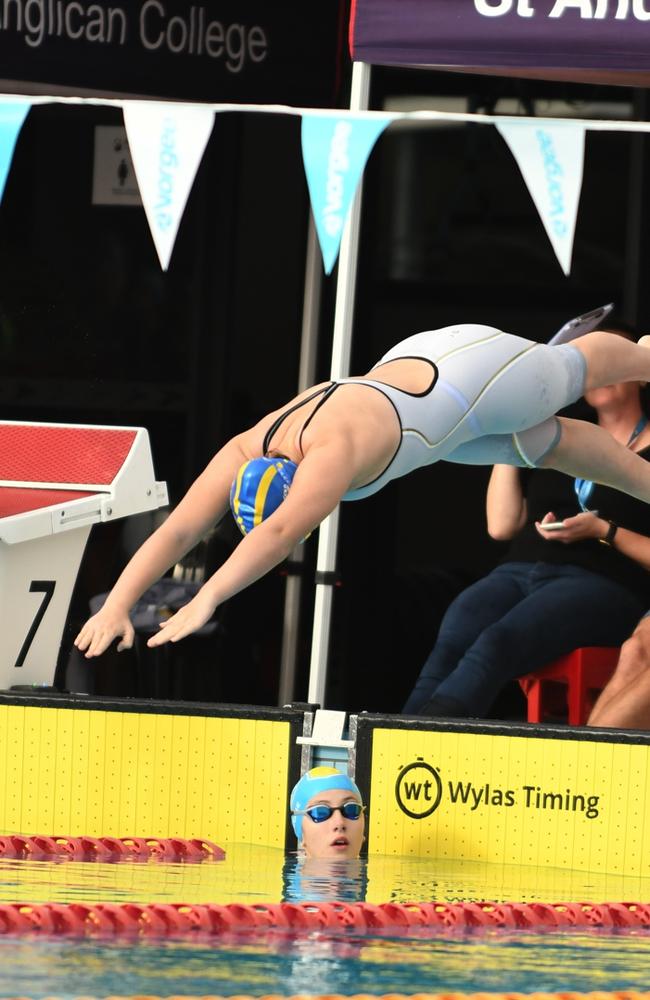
[{"xmin": 0, "ymin": 0, "xmax": 348, "ymax": 104}]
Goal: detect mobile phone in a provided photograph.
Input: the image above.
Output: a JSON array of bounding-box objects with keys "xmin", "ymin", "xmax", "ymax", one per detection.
[
  {"xmin": 548, "ymin": 303, "xmax": 614, "ymax": 346},
  {"xmin": 539, "ymin": 521, "xmax": 565, "ymax": 531}
]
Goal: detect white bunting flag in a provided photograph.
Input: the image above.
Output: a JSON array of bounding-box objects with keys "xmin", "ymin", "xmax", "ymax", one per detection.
[
  {"xmin": 123, "ymin": 102, "xmax": 215, "ymax": 270},
  {"xmin": 496, "ymin": 121, "xmax": 586, "ymax": 276}
]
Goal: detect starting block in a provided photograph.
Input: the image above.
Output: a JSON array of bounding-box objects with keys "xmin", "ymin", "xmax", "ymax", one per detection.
[{"xmin": 0, "ymin": 420, "xmax": 168, "ymax": 690}]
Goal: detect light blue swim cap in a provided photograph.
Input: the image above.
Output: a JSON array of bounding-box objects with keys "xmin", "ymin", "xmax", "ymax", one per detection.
[
  {"xmin": 290, "ymin": 766, "xmax": 362, "ymax": 840},
  {"xmin": 230, "ymin": 456, "xmax": 298, "ymax": 536}
]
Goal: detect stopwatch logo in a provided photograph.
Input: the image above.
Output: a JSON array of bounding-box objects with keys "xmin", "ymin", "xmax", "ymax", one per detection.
[{"xmin": 395, "ymin": 757, "xmax": 443, "ymax": 819}]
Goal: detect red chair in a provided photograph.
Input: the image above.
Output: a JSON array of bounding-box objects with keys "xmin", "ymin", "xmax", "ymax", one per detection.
[{"xmin": 518, "ymin": 646, "xmax": 620, "ymax": 726}]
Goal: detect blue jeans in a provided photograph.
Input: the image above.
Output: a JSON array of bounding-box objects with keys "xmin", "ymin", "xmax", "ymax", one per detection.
[{"xmin": 402, "ymin": 562, "xmax": 646, "ymax": 717}]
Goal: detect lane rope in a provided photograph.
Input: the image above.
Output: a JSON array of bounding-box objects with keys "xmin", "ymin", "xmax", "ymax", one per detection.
[
  {"xmin": 0, "ymin": 900, "xmax": 649, "ymax": 933},
  {"xmin": 0, "ymin": 993, "xmax": 648, "ymax": 1000},
  {"xmin": 0, "ymin": 835, "xmax": 225, "ymax": 863}
]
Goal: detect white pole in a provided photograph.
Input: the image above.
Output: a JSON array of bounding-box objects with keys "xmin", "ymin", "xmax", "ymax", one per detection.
[
  {"xmin": 307, "ymin": 61, "xmax": 372, "ymax": 707},
  {"xmin": 277, "ymin": 217, "xmax": 322, "ymax": 706}
]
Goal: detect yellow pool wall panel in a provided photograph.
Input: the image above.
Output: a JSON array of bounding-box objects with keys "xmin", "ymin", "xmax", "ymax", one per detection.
[
  {"xmin": 0, "ymin": 701, "xmax": 293, "ymax": 848},
  {"xmin": 367, "ymin": 725, "xmax": 650, "ymax": 875}
]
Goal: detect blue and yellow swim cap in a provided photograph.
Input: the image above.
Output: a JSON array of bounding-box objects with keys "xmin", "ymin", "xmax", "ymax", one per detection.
[
  {"xmin": 230, "ymin": 456, "xmax": 298, "ymax": 536},
  {"xmin": 290, "ymin": 766, "xmax": 362, "ymax": 840}
]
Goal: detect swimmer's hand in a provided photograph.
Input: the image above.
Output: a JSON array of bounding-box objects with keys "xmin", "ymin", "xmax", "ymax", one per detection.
[
  {"xmin": 535, "ymin": 510, "xmax": 608, "ymax": 544},
  {"xmin": 74, "ymin": 606, "xmax": 135, "ymax": 658},
  {"xmin": 147, "ymin": 590, "xmax": 217, "ymax": 647}
]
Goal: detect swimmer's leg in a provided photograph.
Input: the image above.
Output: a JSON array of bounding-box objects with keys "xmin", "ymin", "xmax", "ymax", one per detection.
[
  {"xmin": 573, "ymin": 330, "xmax": 650, "ymax": 390},
  {"xmin": 447, "ymin": 415, "xmax": 650, "ymax": 504},
  {"xmin": 445, "ymin": 419, "xmax": 560, "ymax": 468},
  {"xmin": 541, "ymin": 416, "xmax": 650, "ymax": 503}
]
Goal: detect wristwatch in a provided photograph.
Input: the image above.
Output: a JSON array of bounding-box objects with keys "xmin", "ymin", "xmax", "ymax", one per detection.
[{"xmin": 599, "ymin": 520, "xmax": 618, "ymax": 546}]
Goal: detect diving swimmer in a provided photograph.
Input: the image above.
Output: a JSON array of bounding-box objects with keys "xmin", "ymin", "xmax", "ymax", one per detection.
[{"xmin": 75, "ymin": 324, "xmax": 650, "ymax": 657}]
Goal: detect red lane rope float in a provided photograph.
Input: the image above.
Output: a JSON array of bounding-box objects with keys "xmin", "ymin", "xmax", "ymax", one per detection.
[
  {"xmin": 1, "ymin": 994, "xmax": 649, "ymax": 1000},
  {"xmin": 0, "ymin": 835, "xmax": 225, "ymax": 863},
  {"xmin": 0, "ymin": 901, "xmax": 650, "ymax": 935}
]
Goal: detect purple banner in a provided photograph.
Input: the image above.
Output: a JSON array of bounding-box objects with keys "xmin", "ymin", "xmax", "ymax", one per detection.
[{"xmin": 350, "ymin": 0, "xmax": 650, "ymax": 80}]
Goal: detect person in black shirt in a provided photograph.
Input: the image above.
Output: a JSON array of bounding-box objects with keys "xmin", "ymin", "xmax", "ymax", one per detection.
[{"xmin": 403, "ymin": 324, "xmax": 650, "ymax": 720}]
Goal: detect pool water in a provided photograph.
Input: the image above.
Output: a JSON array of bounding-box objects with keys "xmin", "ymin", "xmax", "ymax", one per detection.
[
  {"xmin": 0, "ymin": 928, "xmax": 649, "ymax": 996},
  {"xmin": 1, "ymin": 847, "xmax": 650, "ymax": 996},
  {"xmin": 3, "ymin": 845, "xmax": 650, "ymax": 907}
]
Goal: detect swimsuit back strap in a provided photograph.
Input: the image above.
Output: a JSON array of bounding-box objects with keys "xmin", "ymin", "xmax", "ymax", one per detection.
[
  {"xmin": 297, "ymin": 383, "xmax": 340, "ymax": 455},
  {"xmin": 263, "ymin": 383, "xmax": 336, "ymax": 456}
]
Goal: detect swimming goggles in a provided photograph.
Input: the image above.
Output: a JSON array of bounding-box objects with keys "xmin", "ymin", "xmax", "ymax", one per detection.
[{"xmin": 293, "ymin": 802, "xmax": 365, "ymax": 823}]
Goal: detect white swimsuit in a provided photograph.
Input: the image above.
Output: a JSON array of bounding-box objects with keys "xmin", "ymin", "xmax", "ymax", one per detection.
[{"xmin": 263, "ymin": 325, "xmax": 587, "ymax": 502}]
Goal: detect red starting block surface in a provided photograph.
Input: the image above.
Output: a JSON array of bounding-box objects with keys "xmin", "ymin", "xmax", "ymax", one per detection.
[
  {"xmin": 0, "ymin": 420, "xmax": 168, "ymax": 689},
  {"xmin": 0, "ymin": 424, "xmax": 137, "ymax": 485},
  {"xmin": 0, "ymin": 488, "xmax": 95, "ymax": 518}
]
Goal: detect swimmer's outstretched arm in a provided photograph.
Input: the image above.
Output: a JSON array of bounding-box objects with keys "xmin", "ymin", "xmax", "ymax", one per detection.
[
  {"xmin": 146, "ymin": 440, "xmax": 354, "ymax": 648},
  {"xmin": 75, "ymin": 435, "xmax": 251, "ymax": 658}
]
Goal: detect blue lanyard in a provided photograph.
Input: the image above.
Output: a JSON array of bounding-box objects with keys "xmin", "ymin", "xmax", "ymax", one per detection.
[{"xmin": 574, "ymin": 414, "xmax": 648, "ymax": 512}]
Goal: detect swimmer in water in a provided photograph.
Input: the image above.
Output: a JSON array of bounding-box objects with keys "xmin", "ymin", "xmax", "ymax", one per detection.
[{"xmin": 290, "ymin": 766, "xmax": 366, "ymax": 859}]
